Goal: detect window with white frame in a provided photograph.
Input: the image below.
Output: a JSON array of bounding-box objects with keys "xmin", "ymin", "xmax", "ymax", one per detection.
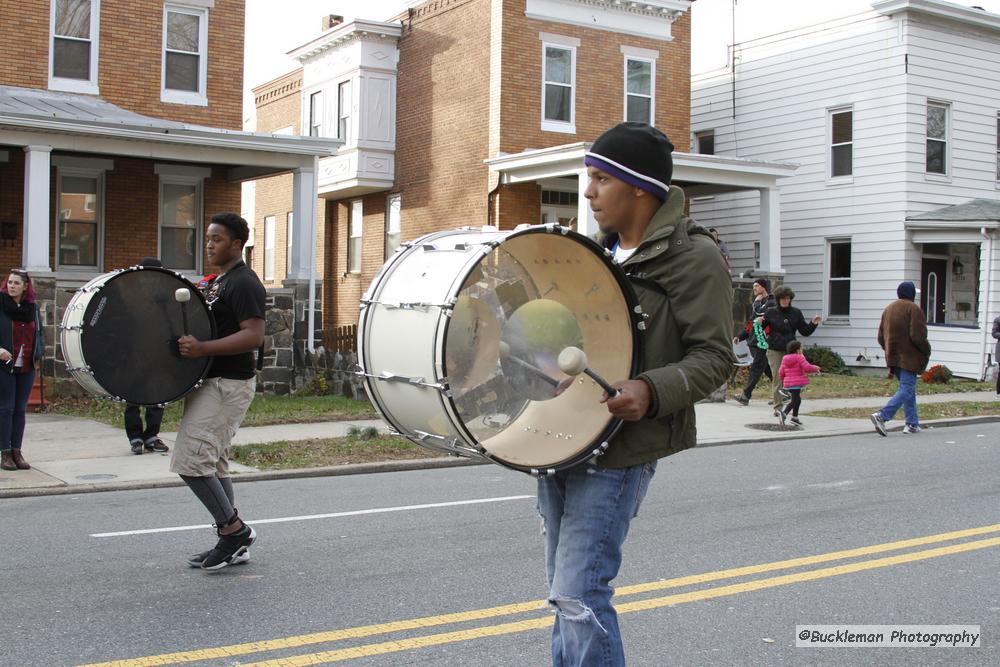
[
  {"xmin": 542, "ymin": 40, "xmax": 576, "ymax": 132},
  {"xmin": 263, "ymin": 215, "xmax": 275, "ymax": 281},
  {"xmin": 624, "ymin": 58, "xmax": 653, "ymax": 124},
  {"xmin": 309, "ymin": 91, "xmax": 323, "ymax": 137},
  {"xmin": 50, "ymin": 0, "xmax": 100, "ymax": 93},
  {"xmin": 827, "ymin": 240, "xmax": 851, "ymax": 317},
  {"xmin": 385, "ymin": 194, "xmax": 401, "ymax": 259},
  {"xmin": 57, "ymin": 171, "xmax": 102, "ymax": 268},
  {"xmin": 162, "ymin": 4, "xmax": 208, "ymax": 105},
  {"xmin": 829, "ymin": 108, "xmax": 853, "ymax": 178},
  {"xmin": 285, "ymin": 211, "xmax": 293, "ymax": 276},
  {"xmin": 159, "ymin": 179, "xmax": 202, "ymax": 271},
  {"xmin": 926, "ymin": 102, "xmax": 949, "ymax": 175},
  {"xmin": 338, "ymin": 81, "xmax": 351, "ymax": 141},
  {"xmin": 348, "ymin": 200, "xmax": 363, "ymax": 274}
]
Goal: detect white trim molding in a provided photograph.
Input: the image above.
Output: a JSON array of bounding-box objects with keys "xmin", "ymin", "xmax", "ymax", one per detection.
[
  {"xmin": 620, "ymin": 44, "xmax": 660, "ymax": 60},
  {"xmin": 873, "ymin": 0, "xmax": 1000, "ymax": 32},
  {"xmin": 525, "ymin": 0, "xmax": 691, "ymax": 41}
]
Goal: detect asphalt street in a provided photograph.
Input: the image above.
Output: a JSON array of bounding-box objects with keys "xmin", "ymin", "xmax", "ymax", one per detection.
[{"xmin": 1, "ymin": 422, "xmax": 998, "ymax": 666}]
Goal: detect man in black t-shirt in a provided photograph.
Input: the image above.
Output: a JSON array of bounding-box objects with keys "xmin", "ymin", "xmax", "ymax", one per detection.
[{"xmin": 170, "ymin": 212, "xmax": 266, "ymax": 571}]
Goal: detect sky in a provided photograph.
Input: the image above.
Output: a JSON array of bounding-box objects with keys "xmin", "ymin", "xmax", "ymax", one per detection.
[{"xmin": 242, "ymin": 0, "xmax": 1000, "ymax": 122}]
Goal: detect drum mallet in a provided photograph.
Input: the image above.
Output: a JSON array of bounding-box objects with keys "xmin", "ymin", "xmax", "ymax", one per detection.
[
  {"xmin": 174, "ymin": 287, "xmax": 191, "ymax": 335},
  {"xmin": 557, "ymin": 346, "xmax": 620, "ymax": 397},
  {"xmin": 498, "ymin": 341, "xmax": 558, "ymax": 387}
]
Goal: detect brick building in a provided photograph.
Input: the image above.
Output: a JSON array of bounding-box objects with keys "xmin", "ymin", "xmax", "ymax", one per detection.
[
  {"xmin": 252, "ymin": 0, "xmax": 796, "ymax": 343},
  {"xmin": 0, "ymin": 0, "xmax": 335, "ymax": 394}
]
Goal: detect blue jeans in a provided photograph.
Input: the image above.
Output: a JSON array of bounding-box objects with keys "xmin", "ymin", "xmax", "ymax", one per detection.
[
  {"xmin": 537, "ymin": 460, "xmax": 657, "ymax": 667},
  {"xmin": 878, "ymin": 367, "xmax": 918, "ymax": 426},
  {"xmin": 0, "ymin": 369, "xmax": 35, "ymax": 451}
]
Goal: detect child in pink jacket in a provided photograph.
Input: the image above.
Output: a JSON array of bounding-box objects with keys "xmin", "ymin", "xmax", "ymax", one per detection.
[{"xmin": 778, "ymin": 340, "xmax": 821, "ymax": 426}]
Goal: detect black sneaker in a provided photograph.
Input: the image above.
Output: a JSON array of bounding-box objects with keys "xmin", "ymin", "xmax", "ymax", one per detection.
[
  {"xmin": 130, "ymin": 439, "xmax": 144, "ymax": 455},
  {"xmin": 187, "ymin": 549, "xmax": 250, "ymax": 568},
  {"xmin": 789, "ymin": 416, "xmax": 802, "ymax": 426},
  {"xmin": 201, "ymin": 524, "xmax": 256, "ymax": 570},
  {"xmin": 734, "ymin": 394, "xmax": 750, "ymax": 406},
  {"xmin": 144, "ymin": 438, "xmax": 170, "ymax": 453}
]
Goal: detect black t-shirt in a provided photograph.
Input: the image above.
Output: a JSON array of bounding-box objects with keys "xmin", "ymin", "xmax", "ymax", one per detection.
[{"xmin": 200, "ymin": 261, "xmax": 266, "ymax": 379}]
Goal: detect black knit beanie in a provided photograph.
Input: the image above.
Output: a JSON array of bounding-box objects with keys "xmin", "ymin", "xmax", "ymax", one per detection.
[
  {"xmin": 585, "ymin": 122, "xmax": 674, "ymax": 201},
  {"xmin": 897, "ymin": 281, "xmax": 916, "ymax": 300},
  {"xmin": 753, "ymin": 278, "xmax": 770, "ymax": 292}
]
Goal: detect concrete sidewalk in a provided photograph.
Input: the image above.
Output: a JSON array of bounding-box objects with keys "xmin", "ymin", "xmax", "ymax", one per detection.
[{"xmin": 2, "ymin": 391, "xmax": 996, "ymax": 497}]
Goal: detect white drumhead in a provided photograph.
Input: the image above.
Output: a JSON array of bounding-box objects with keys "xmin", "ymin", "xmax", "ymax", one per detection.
[{"xmin": 359, "ymin": 226, "xmax": 638, "ymax": 473}]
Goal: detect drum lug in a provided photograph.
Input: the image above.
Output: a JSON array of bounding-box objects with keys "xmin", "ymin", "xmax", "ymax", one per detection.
[
  {"xmin": 588, "ymin": 441, "xmax": 611, "ymax": 461},
  {"xmin": 529, "ymin": 467, "xmax": 556, "ymax": 477},
  {"xmin": 58, "ymin": 324, "xmax": 83, "ymax": 331},
  {"xmin": 65, "ymin": 365, "xmax": 94, "ymax": 375},
  {"xmin": 637, "ymin": 321, "xmax": 647, "ymax": 331}
]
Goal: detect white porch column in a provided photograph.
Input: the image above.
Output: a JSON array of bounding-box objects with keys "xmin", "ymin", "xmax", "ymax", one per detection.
[
  {"xmin": 287, "ymin": 162, "xmax": 317, "ymax": 281},
  {"xmin": 576, "ymin": 168, "xmax": 597, "ymax": 238},
  {"xmin": 22, "ymin": 145, "xmax": 53, "ymax": 273},
  {"xmin": 758, "ymin": 186, "xmax": 783, "ymax": 274}
]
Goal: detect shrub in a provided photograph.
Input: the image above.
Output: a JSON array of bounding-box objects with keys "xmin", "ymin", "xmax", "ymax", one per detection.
[
  {"xmin": 803, "ymin": 345, "xmax": 847, "ymax": 375},
  {"xmin": 921, "ymin": 364, "xmax": 953, "ymax": 384}
]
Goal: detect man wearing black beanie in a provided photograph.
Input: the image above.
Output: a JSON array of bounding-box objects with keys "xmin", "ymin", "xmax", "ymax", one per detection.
[
  {"xmin": 870, "ymin": 281, "xmax": 931, "ymax": 436},
  {"xmin": 536, "ymin": 122, "xmax": 734, "ymax": 666}
]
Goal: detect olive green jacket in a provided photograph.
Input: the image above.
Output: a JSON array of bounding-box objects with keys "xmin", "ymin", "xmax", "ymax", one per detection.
[{"xmin": 597, "ymin": 185, "xmax": 735, "ymax": 468}]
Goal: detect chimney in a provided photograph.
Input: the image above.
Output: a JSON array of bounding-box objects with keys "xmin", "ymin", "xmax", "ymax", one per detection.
[{"xmin": 322, "ymin": 15, "xmax": 344, "ymax": 31}]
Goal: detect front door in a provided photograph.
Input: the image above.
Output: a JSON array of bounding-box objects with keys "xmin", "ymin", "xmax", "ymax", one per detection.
[{"xmin": 921, "ymin": 258, "xmax": 947, "ymax": 324}]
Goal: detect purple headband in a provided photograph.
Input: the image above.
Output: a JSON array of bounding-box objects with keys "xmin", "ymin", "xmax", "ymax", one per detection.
[{"xmin": 584, "ymin": 155, "xmax": 668, "ymax": 201}]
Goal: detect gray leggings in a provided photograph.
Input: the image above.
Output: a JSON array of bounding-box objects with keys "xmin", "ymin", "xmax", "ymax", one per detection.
[{"xmin": 181, "ymin": 475, "xmax": 237, "ymax": 526}]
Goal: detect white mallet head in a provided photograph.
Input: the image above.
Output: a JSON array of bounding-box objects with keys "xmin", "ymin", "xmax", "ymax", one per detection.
[
  {"xmin": 557, "ymin": 346, "xmax": 588, "ymax": 376},
  {"xmin": 174, "ymin": 287, "xmax": 191, "ymax": 303}
]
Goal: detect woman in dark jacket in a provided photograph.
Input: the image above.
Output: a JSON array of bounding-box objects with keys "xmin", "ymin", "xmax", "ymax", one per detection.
[
  {"xmin": 760, "ymin": 285, "xmax": 821, "ymax": 409},
  {"xmin": 0, "ymin": 269, "xmax": 44, "ymax": 471}
]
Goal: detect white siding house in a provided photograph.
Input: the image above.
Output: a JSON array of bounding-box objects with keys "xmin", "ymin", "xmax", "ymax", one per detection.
[{"xmin": 691, "ymin": 0, "xmax": 1000, "ymax": 378}]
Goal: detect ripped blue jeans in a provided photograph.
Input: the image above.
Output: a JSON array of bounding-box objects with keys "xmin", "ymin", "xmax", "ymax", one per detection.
[{"xmin": 537, "ymin": 460, "xmax": 657, "ymax": 667}]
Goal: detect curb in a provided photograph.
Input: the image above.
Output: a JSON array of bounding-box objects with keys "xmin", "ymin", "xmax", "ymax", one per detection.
[
  {"xmin": 0, "ymin": 457, "xmax": 484, "ymax": 499},
  {"xmin": 3, "ymin": 415, "xmax": 998, "ymax": 499},
  {"xmin": 694, "ymin": 414, "xmax": 1000, "ymax": 448}
]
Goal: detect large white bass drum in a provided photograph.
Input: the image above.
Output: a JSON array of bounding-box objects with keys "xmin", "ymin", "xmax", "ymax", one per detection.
[{"xmin": 358, "ymin": 225, "xmax": 642, "ymax": 475}]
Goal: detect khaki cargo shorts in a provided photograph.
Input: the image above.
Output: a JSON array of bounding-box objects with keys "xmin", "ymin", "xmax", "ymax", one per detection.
[{"xmin": 169, "ymin": 376, "xmax": 256, "ymax": 478}]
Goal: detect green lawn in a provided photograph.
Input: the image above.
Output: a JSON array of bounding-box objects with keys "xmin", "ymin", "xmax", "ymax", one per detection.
[
  {"xmin": 50, "ymin": 393, "xmax": 378, "ymax": 431},
  {"xmin": 732, "ymin": 372, "xmax": 992, "ymax": 400},
  {"xmin": 229, "ymin": 434, "xmax": 446, "ymax": 469},
  {"xmin": 809, "ymin": 401, "xmax": 1000, "ymax": 421}
]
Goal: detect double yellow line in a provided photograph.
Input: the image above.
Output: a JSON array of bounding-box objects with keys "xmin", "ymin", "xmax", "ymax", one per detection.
[{"xmin": 83, "ymin": 523, "xmax": 1000, "ymax": 667}]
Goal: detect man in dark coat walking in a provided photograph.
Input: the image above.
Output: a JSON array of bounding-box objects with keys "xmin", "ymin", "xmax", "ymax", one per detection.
[{"xmin": 871, "ymin": 281, "xmax": 931, "ymax": 436}]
